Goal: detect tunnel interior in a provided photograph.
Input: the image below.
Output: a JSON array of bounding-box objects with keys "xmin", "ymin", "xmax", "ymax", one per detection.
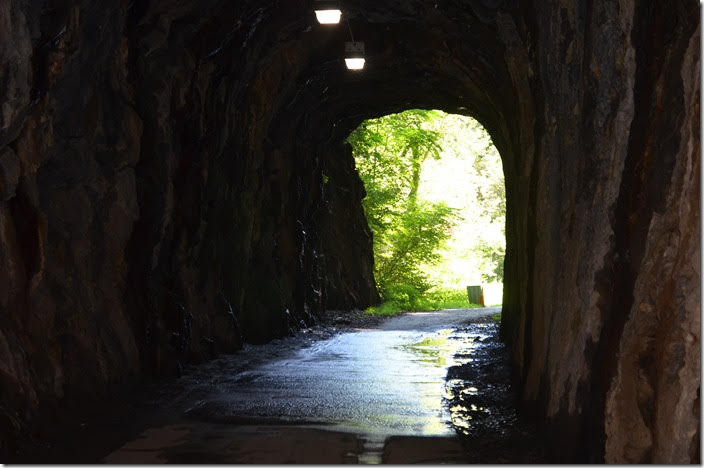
[{"xmin": 0, "ymin": 0, "xmax": 700, "ymax": 463}]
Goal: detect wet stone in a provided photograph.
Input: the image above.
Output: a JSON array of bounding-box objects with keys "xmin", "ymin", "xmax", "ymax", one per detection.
[
  {"xmin": 442, "ymin": 323, "xmax": 516, "ymax": 438},
  {"xmin": 442, "ymin": 322, "xmax": 548, "ymax": 463}
]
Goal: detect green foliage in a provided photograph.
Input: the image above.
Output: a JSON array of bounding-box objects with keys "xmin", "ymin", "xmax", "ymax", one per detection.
[
  {"xmin": 470, "ymin": 136, "xmax": 506, "ymax": 283},
  {"xmin": 491, "ymin": 312, "xmax": 502, "ymax": 322},
  {"xmin": 365, "ymin": 301, "xmax": 406, "ymax": 316},
  {"xmin": 365, "ymin": 288, "xmax": 482, "ymax": 316},
  {"xmin": 424, "ymin": 287, "xmax": 478, "ymax": 309},
  {"xmin": 472, "ymin": 149, "xmax": 506, "ymax": 224},
  {"xmin": 374, "ymin": 201, "xmax": 456, "ymax": 292},
  {"xmin": 473, "ymin": 240, "xmax": 505, "ymax": 283},
  {"xmin": 348, "ymin": 108, "xmax": 507, "ymax": 313},
  {"xmin": 348, "ymin": 110, "xmax": 456, "ymax": 303}
]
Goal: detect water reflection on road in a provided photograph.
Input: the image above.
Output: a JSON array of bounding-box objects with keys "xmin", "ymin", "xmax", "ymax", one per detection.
[
  {"xmin": 108, "ymin": 307, "xmax": 506, "ymax": 463},
  {"xmin": 186, "ymin": 308, "xmax": 498, "ymax": 438}
]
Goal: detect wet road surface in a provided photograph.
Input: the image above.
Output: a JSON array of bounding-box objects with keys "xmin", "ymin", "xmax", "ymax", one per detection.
[{"xmin": 102, "ymin": 306, "xmax": 538, "ymax": 463}]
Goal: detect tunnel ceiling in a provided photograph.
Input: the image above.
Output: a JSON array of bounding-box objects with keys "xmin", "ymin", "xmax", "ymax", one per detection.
[
  {"xmin": 129, "ymin": 0, "xmax": 523, "ymax": 151},
  {"xmin": 0, "ymin": 0, "xmax": 700, "ymax": 463}
]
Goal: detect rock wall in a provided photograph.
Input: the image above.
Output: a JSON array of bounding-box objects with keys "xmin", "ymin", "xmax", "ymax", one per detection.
[
  {"xmin": 0, "ymin": 0, "xmax": 699, "ymax": 462},
  {"xmin": 0, "ymin": 0, "xmax": 379, "ymax": 453},
  {"xmin": 500, "ymin": 2, "xmax": 700, "ymax": 463}
]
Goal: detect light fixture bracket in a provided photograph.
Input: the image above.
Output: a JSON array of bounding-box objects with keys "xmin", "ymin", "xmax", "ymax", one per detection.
[
  {"xmin": 344, "ymin": 41, "xmax": 365, "ymax": 70},
  {"xmin": 345, "ymin": 41, "xmax": 365, "ymax": 59},
  {"xmin": 314, "ymin": 0, "xmax": 341, "ymax": 10}
]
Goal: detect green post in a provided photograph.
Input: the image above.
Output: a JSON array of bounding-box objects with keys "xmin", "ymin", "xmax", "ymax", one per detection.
[{"xmin": 466, "ymin": 285, "xmax": 485, "ymax": 306}]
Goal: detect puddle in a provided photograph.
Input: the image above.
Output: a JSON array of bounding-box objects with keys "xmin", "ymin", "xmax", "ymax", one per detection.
[
  {"xmin": 441, "ymin": 322, "xmax": 518, "ymax": 438},
  {"xmin": 146, "ymin": 311, "xmax": 515, "ymax": 442},
  {"xmin": 13, "ymin": 307, "xmax": 549, "ymax": 464},
  {"xmin": 169, "ymin": 314, "xmax": 521, "ymax": 451},
  {"xmin": 113, "ymin": 308, "xmax": 543, "ymax": 463}
]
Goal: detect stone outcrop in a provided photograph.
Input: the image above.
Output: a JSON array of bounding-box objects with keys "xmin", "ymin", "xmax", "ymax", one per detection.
[
  {"xmin": 0, "ymin": 0, "xmax": 379, "ymax": 453},
  {"xmin": 0, "ymin": 0, "xmax": 699, "ymax": 462}
]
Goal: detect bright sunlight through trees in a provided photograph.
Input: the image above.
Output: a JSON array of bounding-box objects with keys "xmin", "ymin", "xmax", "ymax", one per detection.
[{"xmin": 347, "ymin": 110, "xmax": 505, "ymax": 315}]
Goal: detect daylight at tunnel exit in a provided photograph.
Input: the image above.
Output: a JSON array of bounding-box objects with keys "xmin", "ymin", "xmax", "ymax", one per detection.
[{"xmin": 0, "ymin": 0, "xmax": 700, "ymax": 465}]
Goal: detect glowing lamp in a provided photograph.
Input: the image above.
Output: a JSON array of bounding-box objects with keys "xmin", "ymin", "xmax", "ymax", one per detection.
[
  {"xmin": 315, "ymin": 9, "xmax": 341, "ymax": 24},
  {"xmin": 345, "ymin": 41, "xmax": 365, "ymax": 70},
  {"xmin": 345, "ymin": 58, "xmax": 365, "ymax": 70},
  {"xmin": 314, "ymin": 0, "xmax": 342, "ymax": 24}
]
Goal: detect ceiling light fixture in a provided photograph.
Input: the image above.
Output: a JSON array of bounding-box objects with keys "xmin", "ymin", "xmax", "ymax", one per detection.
[
  {"xmin": 314, "ymin": 0, "xmax": 342, "ymax": 24},
  {"xmin": 345, "ymin": 41, "xmax": 365, "ymax": 70}
]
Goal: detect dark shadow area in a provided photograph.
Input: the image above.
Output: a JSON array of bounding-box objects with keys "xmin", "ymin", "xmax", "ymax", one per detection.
[{"xmin": 443, "ymin": 319, "xmax": 548, "ymax": 463}]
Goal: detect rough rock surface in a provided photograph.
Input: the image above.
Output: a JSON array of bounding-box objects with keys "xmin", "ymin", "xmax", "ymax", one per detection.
[{"xmin": 0, "ymin": 0, "xmax": 699, "ymax": 463}]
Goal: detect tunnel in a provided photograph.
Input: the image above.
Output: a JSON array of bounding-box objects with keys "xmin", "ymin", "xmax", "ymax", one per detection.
[{"xmin": 0, "ymin": 0, "xmax": 700, "ymax": 463}]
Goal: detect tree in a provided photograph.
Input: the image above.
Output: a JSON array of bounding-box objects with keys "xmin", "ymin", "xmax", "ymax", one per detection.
[
  {"xmin": 470, "ymin": 139, "xmax": 506, "ymax": 283},
  {"xmin": 348, "ymin": 109, "xmax": 507, "ymax": 310},
  {"xmin": 347, "ymin": 110, "xmax": 455, "ymax": 306}
]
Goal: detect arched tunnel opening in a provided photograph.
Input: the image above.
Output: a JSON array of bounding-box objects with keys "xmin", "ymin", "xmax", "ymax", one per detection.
[
  {"xmin": 347, "ymin": 109, "xmax": 506, "ymax": 314},
  {"xmin": 0, "ymin": 0, "xmax": 699, "ymax": 464}
]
